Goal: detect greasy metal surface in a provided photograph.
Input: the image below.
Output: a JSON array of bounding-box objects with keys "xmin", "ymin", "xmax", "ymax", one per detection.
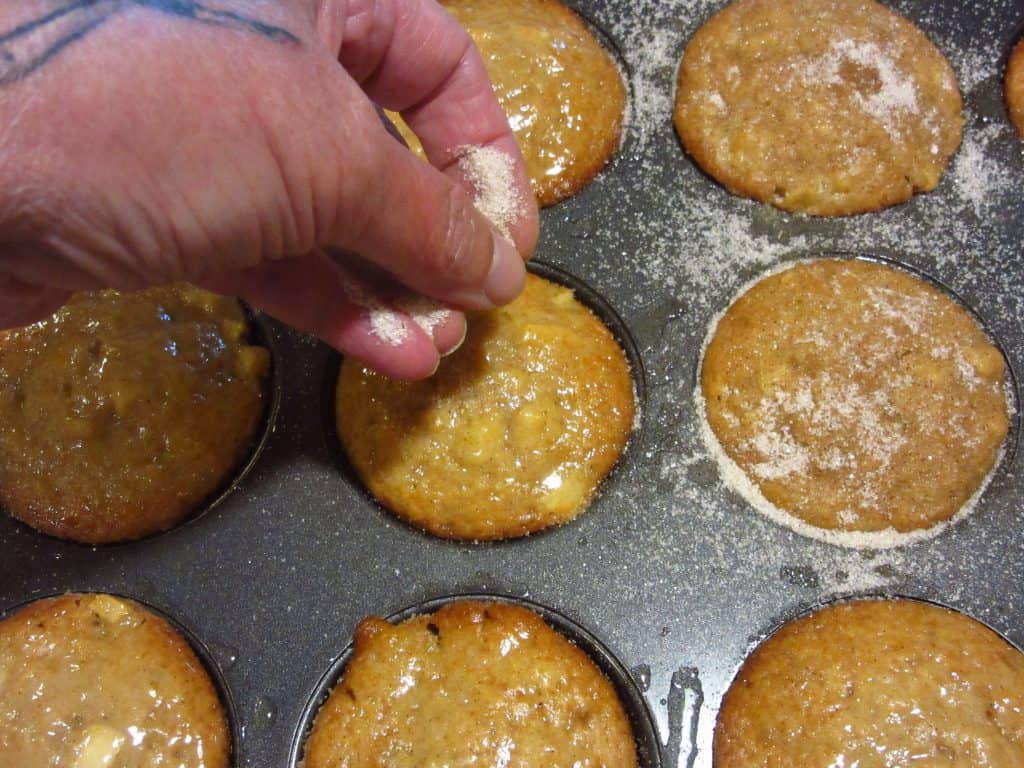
[{"xmin": 2, "ymin": 1, "xmax": 1023, "ymax": 766}]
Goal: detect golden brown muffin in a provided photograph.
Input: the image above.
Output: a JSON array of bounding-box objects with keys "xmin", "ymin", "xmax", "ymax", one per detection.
[
  {"xmin": 336, "ymin": 273, "xmax": 635, "ymax": 540},
  {"xmin": 674, "ymin": 0, "xmax": 963, "ymax": 216},
  {"xmin": 0, "ymin": 285, "xmax": 269, "ymax": 543},
  {"xmin": 716, "ymin": 599, "xmax": 1024, "ymax": 767},
  {"xmin": 701, "ymin": 259, "xmax": 1008, "ymax": 536},
  {"xmin": 386, "ymin": 0, "xmax": 627, "ymax": 207},
  {"xmin": 304, "ymin": 600, "xmax": 639, "ymax": 768},
  {"xmin": 0, "ymin": 593, "xmax": 230, "ymax": 768},
  {"xmin": 1006, "ymin": 38, "xmax": 1024, "ymax": 137}
]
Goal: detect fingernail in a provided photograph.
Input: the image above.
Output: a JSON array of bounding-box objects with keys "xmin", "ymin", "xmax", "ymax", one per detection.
[
  {"xmin": 441, "ymin": 319, "xmax": 468, "ymax": 357},
  {"xmin": 447, "ymin": 234, "xmax": 526, "ymax": 310},
  {"xmin": 427, "ymin": 355, "xmax": 441, "ymax": 377},
  {"xmin": 483, "ymin": 234, "xmax": 526, "ymax": 306}
]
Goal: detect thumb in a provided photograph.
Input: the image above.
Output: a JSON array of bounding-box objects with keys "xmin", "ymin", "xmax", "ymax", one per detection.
[{"xmin": 326, "ymin": 106, "xmax": 528, "ymax": 311}]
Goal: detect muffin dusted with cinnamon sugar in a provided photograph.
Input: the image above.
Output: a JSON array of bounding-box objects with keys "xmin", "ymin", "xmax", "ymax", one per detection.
[
  {"xmin": 701, "ymin": 259, "xmax": 1008, "ymax": 541},
  {"xmin": 716, "ymin": 599, "xmax": 1024, "ymax": 766},
  {"xmin": 0, "ymin": 593, "xmax": 229, "ymax": 768},
  {"xmin": 674, "ymin": 0, "xmax": 963, "ymax": 216},
  {"xmin": 387, "ymin": 0, "xmax": 626, "ymax": 206},
  {"xmin": 336, "ymin": 273, "xmax": 635, "ymax": 540},
  {"xmin": 303, "ymin": 601, "xmax": 639, "ymax": 768}
]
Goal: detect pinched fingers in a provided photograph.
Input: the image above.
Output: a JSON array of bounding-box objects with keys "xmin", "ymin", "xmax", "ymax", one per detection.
[{"xmin": 199, "ymin": 249, "xmax": 466, "ymax": 380}]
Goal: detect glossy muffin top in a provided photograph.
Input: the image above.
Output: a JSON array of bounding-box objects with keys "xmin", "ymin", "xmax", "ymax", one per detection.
[
  {"xmin": 716, "ymin": 599, "xmax": 1024, "ymax": 767},
  {"xmin": 0, "ymin": 284, "xmax": 269, "ymax": 543},
  {"xmin": 336, "ymin": 273, "xmax": 635, "ymax": 540},
  {"xmin": 388, "ymin": 0, "xmax": 626, "ymax": 206},
  {"xmin": 0, "ymin": 593, "xmax": 230, "ymax": 768},
  {"xmin": 304, "ymin": 600, "xmax": 638, "ymax": 768}
]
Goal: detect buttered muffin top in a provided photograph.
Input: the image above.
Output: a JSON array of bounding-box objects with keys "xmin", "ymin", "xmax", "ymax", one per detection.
[
  {"xmin": 304, "ymin": 600, "xmax": 639, "ymax": 768},
  {"xmin": 336, "ymin": 273, "xmax": 635, "ymax": 540},
  {"xmin": 0, "ymin": 284, "xmax": 269, "ymax": 543},
  {"xmin": 0, "ymin": 593, "xmax": 230, "ymax": 768},
  {"xmin": 387, "ymin": 0, "xmax": 626, "ymax": 206}
]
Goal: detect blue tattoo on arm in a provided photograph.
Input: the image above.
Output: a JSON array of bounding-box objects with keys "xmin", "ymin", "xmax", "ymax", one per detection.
[{"xmin": 0, "ymin": 0, "xmax": 299, "ymax": 85}]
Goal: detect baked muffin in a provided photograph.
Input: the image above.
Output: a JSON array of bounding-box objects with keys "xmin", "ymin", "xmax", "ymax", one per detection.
[
  {"xmin": 387, "ymin": 0, "xmax": 627, "ymax": 206},
  {"xmin": 716, "ymin": 598, "xmax": 1024, "ymax": 766},
  {"xmin": 0, "ymin": 284, "xmax": 270, "ymax": 543},
  {"xmin": 0, "ymin": 593, "xmax": 230, "ymax": 768},
  {"xmin": 701, "ymin": 259, "xmax": 1008, "ymax": 538},
  {"xmin": 336, "ymin": 273, "xmax": 635, "ymax": 540},
  {"xmin": 304, "ymin": 600, "xmax": 639, "ymax": 768},
  {"xmin": 674, "ymin": 0, "xmax": 963, "ymax": 216},
  {"xmin": 1006, "ymin": 37, "xmax": 1024, "ymax": 137}
]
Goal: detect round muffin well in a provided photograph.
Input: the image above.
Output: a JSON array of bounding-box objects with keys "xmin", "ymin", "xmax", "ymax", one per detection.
[
  {"xmin": 700, "ymin": 257, "xmax": 1009, "ymax": 542},
  {"xmin": 335, "ymin": 271, "xmax": 637, "ymax": 540}
]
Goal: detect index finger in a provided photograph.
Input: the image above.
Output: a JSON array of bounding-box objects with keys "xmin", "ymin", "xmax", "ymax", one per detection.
[{"xmin": 335, "ymin": 0, "xmax": 538, "ymax": 256}]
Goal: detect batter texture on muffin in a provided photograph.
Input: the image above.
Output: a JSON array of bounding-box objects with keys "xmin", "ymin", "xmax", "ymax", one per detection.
[
  {"xmin": 0, "ymin": 593, "xmax": 230, "ymax": 768},
  {"xmin": 388, "ymin": 0, "xmax": 627, "ymax": 207},
  {"xmin": 701, "ymin": 259, "xmax": 1008, "ymax": 536},
  {"xmin": 304, "ymin": 600, "xmax": 639, "ymax": 768},
  {"xmin": 674, "ymin": 0, "xmax": 963, "ymax": 216},
  {"xmin": 716, "ymin": 599, "xmax": 1024, "ymax": 767},
  {"xmin": 1006, "ymin": 38, "xmax": 1024, "ymax": 137},
  {"xmin": 336, "ymin": 273, "xmax": 635, "ymax": 540},
  {"xmin": 0, "ymin": 284, "xmax": 269, "ymax": 543}
]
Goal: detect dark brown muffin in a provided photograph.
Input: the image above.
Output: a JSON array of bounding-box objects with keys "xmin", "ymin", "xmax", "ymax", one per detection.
[{"xmin": 0, "ymin": 284, "xmax": 269, "ymax": 543}]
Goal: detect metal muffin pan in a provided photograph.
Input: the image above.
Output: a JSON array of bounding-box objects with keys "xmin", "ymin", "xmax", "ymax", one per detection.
[{"xmin": 2, "ymin": 0, "xmax": 1024, "ymax": 766}]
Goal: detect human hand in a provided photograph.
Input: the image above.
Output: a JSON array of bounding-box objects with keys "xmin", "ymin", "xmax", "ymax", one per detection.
[{"xmin": 0, "ymin": 0, "xmax": 539, "ymax": 378}]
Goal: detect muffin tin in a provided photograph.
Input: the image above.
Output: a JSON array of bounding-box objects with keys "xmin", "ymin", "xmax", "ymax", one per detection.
[{"xmin": 2, "ymin": 0, "xmax": 1023, "ymax": 765}]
